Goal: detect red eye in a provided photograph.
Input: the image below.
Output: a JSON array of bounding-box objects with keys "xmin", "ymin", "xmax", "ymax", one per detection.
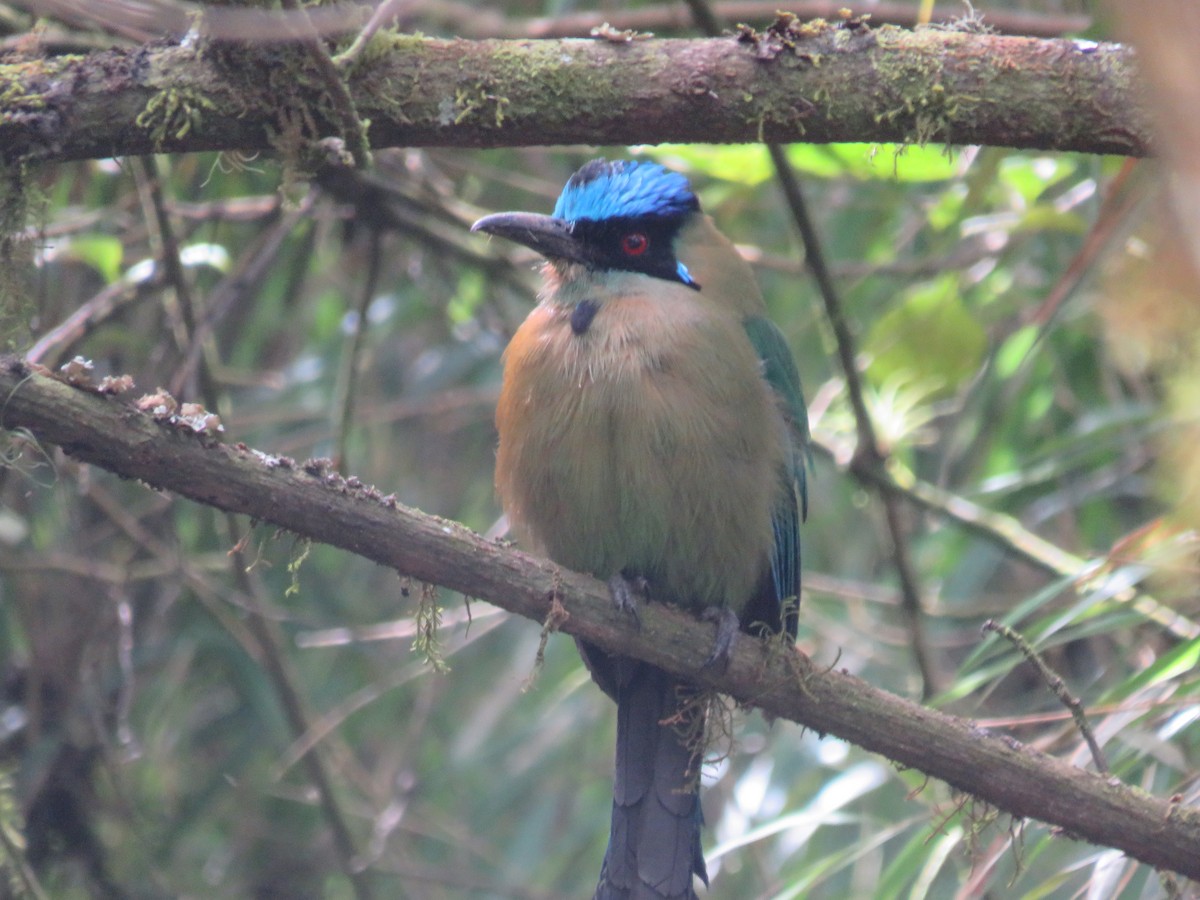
[{"xmin": 621, "ymin": 233, "xmax": 649, "ymax": 256}]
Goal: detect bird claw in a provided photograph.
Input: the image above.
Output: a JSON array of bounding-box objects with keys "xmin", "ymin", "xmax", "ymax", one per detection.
[
  {"xmin": 700, "ymin": 607, "xmax": 740, "ymax": 673},
  {"xmin": 607, "ymin": 573, "xmax": 648, "ymax": 628}
]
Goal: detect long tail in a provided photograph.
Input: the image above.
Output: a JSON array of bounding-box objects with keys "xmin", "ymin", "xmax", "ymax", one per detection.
[{"xmin": 594, "ymin": 659, "xmax": 708, "ymax": 899}]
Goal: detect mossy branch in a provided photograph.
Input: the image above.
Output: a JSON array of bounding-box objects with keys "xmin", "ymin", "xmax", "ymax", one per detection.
[
  {"xmin": 0, "ymin": 354, "xmax": 1197, "ymax": 880},
  {"xmin": 0, "ymin": 23, "xmax": 1149, "ymax": 164}
]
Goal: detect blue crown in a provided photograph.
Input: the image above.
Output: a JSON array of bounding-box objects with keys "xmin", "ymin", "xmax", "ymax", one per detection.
[{"xmin": 553, "ymin": 159, "xmax": 699, "ymax": 223}]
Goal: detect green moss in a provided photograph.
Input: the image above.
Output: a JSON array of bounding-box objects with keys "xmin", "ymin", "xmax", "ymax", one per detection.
[
  {"xmin": 135, "ymin": 87, "xmax": 218, "ymax": 147},
  {"xmin": 284, "ymin": 538, "xmax": 312, "ymax": 598},
  {"xmin": 483, "ymin": 40, "xmax": 628, "ymax": 127},
  {"xmin": 349, "ymin": 34, "xmax": 433, "ymax": 124},
  {"xmin": 0, "ymin": 159, "xmax": 38, "ymax": 349},
  {"xmin": 264, "ymin": 107, "xmax": 316, "ymax": 205},
  {"xmin": 412, "ymin": 581, "xmax": 450, "ymax": 674},
  {"xmin": 0, "ymin": 58, "xmax": 52, "ymax": 120},
  {"xmin": 453, "ymin": 84, "xmax": 509, "ymax": 126},
  {"xmin": 869, "ymin": 30, "xmax": 979, "ymax": 146},
  {"xmin": 354, "ymin": 28, "xmax": 430, "ymax": 66}
]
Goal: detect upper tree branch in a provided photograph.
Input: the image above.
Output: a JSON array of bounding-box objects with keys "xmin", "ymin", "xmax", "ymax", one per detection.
[
  {"xmin": 0, "ymin": 24, "xmax": 1148, "ymax": 164},
  {"xmin": 470, "ymin": 2, "xmax": 1093, "ymax": 40},
  {"xmin": 0, "ymin": 355, "xmax": 1197, "ymax": 879},
  {"xmin": 11, "ymin": 0, "xmax": 1096, "ymax": 43}
]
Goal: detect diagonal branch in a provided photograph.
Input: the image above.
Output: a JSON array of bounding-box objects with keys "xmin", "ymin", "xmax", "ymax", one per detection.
[{"xmin": 1, "ymin": 354, "xmax": 1198, "ymax": 880}]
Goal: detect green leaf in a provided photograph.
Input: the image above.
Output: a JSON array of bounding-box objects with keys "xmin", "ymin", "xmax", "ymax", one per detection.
[
  {"xmin": 1014, "ymin": 205, "xmax": 1088, "ymax": 235},
  {"xmin": 994, "ymin": 324, "xmax": 1038, "ymax": 377},
  {"xmin": 643, "ymin": 144, "xmax": 774, "ymax": 185},
  {"xmin": 998, "ymin": 155, "xmax": 1078, "ymax": 205},
  {"xmin": 642, "ymin": 143, "xmax": 962, "ymax": 185},
  {"xmin": 865, "ymin": 274, "xmax": 987, "ymax": 395},
  {"xmin": 826, "ymin": 143, "xmax": 963, "ymax": 182},
  {"xmin": 1105, "ymin": 635, "xmax": 1200, "ymax": 701},
  {"xmin": 448, "ymin": 268, "xmax": 485, "ymax": 324},
  {"xmin": 65, "ymin": 234, "xmax": 123, "ymax": 283}
]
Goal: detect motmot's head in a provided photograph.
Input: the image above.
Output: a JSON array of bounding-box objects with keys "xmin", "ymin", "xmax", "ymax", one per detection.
[{"xmin": 472, "ymin": 158, "xmax": 702, "ymax": 290}]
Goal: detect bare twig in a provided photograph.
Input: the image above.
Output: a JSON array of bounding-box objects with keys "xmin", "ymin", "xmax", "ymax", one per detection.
[
  {"xmin": 24, "ymin": 270, "xmax": 166, "ymax": 367},
  {"xmin": 1029, "ymin": 158, "xmax": 1146, "ymax": 327},
  {"xmin": 172, "ymin": 193, "xmax": 314, "ymax": 396},
  {"xmin": 228, "ymin": 526, "xmax": 376, "ymax": 900},
  {"xmin": 332, "ymin": 227, "xmax": 383, "ymax": 474},
  {"xmin": 277, "ymin": 0, "xmax": 372, "ymax": 170},
  {"xmin": 131, "ymin": 157, "xmax": 222, "ymax": 404},
  {"xmin": 982, "ymin": 619, "xmax": 1109, "ymax": 774},
  {"xmin": 132, "ymin": 158, "xmax": 196, "ymax": 348},
  {"xmin": 334, "ymin": 0, "xmax": 412, "ymax": 70},
  {"xmin": 834, "ymin": 442, "xmax": 1200, "ymax": 641}
]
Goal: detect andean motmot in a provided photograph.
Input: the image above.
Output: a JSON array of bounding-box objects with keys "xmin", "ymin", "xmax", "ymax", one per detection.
[{"xmin": 473, "ymin": 158, "xmax": 808, "ymax": 899}]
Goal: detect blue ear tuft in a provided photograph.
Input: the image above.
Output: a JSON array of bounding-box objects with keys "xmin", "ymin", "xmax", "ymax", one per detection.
[
  {"xmin": 676, "ymin": 261, "xmax": 698, "ymax": 288},
  {"xmin": 553, "ymin": 159, "xmax": 699, "ymax": 223}
]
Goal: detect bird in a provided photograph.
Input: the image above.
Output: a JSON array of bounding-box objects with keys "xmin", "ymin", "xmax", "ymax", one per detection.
[{"xmin": 473, "ymin": 158, "xmax": 807, "ymax": 899}]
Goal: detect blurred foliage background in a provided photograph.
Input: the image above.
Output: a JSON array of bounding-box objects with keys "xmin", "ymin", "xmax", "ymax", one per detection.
[{"xmin": 2, "ymin": 0, "xmax": 1199, "ymax": 898}]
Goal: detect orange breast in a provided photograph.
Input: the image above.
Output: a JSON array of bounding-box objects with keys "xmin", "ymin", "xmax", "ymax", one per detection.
[{"xmin": 495, "ymin": 289, "xmax": 786, "ymax": 613}]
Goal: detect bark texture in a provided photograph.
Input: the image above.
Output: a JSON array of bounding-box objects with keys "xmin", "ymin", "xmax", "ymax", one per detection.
[{"xmin": 0, "ymin": 24, "xmax": 1149, "ymax": 163}]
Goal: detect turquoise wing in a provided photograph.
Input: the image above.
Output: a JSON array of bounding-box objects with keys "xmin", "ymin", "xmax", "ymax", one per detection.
[{"xmin": 743, "ymin": 316, "xmax": 809, "ymax": 638}]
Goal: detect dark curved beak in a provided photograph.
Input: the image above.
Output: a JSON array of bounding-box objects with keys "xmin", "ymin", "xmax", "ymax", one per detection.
[{"xmin": 471, "ymin": 212, "xmax": 588, "ymax": 265}]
